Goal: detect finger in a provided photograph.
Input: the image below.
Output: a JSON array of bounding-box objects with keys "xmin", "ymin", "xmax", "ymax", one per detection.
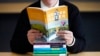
[
  {"xmin": 27, "ymin": 35, "xmax": 35, "ymax": 45},
  {"xmin": 57, "ymin": 31, "xmax": 73, "ymax": 39},
  {"xmin": 35, "ymin": 33, "xmax": 43, "ymax": 38},
  {"xmin": 64, "ymin": 30, "xmax": 73, "ymax": 34}
]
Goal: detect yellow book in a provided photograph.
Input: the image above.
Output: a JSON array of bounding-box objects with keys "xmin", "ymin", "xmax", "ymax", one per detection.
[{"xmin": 27, "ymin": 5, "xmax": 68, "ymax": 43}]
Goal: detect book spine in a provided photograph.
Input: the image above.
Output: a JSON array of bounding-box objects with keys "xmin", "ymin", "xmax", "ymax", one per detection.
[
  {"xmin": 33, "ymin": 54, "xmax": 67, "ymax": 56},
  {"xmin": 33, "ymin": 50, "xmax": 67, "ymax": 54},
  {"xmin": 33, "ymin": 44, "xmax": 66, "ymax": 48},
  {"xmin": 34, "ymin": 48, "xmax": 67, "ymax": 51}
]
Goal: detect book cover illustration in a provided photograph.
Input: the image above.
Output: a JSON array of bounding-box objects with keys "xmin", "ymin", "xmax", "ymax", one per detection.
[{"xmin": 27, "ymin": 5, "xmax": 68, "ymax": 43}]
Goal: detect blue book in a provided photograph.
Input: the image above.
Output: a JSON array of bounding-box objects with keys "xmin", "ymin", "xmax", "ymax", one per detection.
[
  {"xmin": 33, "ymin": 50, "xmax": 67, "ymax": 54},
  {"xmin": 34, "ymin": 48, "xmax": 67, "ymax": 51}
]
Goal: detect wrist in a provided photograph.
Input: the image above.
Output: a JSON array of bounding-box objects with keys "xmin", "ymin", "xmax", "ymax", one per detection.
[{"xmin": 67, "ymin": 37, "xmax": 75, "ymax": 47}]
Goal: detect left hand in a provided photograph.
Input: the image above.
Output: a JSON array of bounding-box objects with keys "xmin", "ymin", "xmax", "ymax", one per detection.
[{"xmin": 57, "ymin": 30, "xmax": 74, "ymax": 45}]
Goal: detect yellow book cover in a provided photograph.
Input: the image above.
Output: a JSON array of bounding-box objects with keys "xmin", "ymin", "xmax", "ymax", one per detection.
[{"xmin": 27, "ymin": 5, "xmax": 68, "ymax": 43}]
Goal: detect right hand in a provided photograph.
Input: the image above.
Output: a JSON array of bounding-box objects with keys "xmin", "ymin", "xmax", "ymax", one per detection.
[{"xmin": 27, "ymin": 29, "xmax": 43, "ymax": 45}]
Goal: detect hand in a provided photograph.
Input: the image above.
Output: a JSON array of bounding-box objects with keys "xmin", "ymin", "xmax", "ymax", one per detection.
[
  {"xmin": 57, "ymin": 30, "xmax": 74, "ymax": 45},
  {"xmin": 27, "ymin": 29, "xmax": 43, "ymax": 45}
]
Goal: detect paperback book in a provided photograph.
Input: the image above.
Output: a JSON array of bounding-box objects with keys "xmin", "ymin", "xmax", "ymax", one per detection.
[{"xmin": 27, "ymin": 5, "xmax": 68, "ymax": 43}]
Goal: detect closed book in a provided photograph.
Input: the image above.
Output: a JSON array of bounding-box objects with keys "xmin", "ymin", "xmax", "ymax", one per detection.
[
  {"xmin": 34, "ymin": 48, "xmax": 67, "ymax": 51},
  {"xmin": 33, "ymin": 54, "xmax": 67, "ymax": 56},
  {"xmin": 33, "ymin": 43, "xmax": 66, "ymax": 48},
  {"xmin": 33, "ymin": 50, "xmax": 67, "ymax": 54}
]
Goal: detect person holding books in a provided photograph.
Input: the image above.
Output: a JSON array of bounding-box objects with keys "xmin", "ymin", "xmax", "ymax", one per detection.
[{"xmin": 10, "ymin": 0, "xmax": 86, "ymax": 54}]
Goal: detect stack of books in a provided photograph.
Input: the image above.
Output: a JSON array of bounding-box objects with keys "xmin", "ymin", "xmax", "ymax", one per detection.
[{"xmin": 33, "ymin": 42, "xmax": 68, "ymax": 56}]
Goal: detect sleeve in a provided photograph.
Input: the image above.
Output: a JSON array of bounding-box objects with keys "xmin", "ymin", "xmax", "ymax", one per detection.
[
  {"xmin": 10, "ymin": 9, "xmax": 33, "ymax": 54},
  {"xmin": 67, "ymin": 5, "xmax": 86, "ymax": 53}
]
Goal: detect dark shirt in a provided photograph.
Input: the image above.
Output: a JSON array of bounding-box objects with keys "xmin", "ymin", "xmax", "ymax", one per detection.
[{"xmin": 10, "ymin": 0, "xmax": 86, "ymax": 54}]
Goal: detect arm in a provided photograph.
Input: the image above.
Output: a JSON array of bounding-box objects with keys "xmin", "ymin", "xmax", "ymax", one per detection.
[
  {"xmin": 67, "ymin": 5, "xmax": 86, "ymax": 53},
  {"xmin": 10, "ymin": 9, "xmax": 32, "ymax": 54}
]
